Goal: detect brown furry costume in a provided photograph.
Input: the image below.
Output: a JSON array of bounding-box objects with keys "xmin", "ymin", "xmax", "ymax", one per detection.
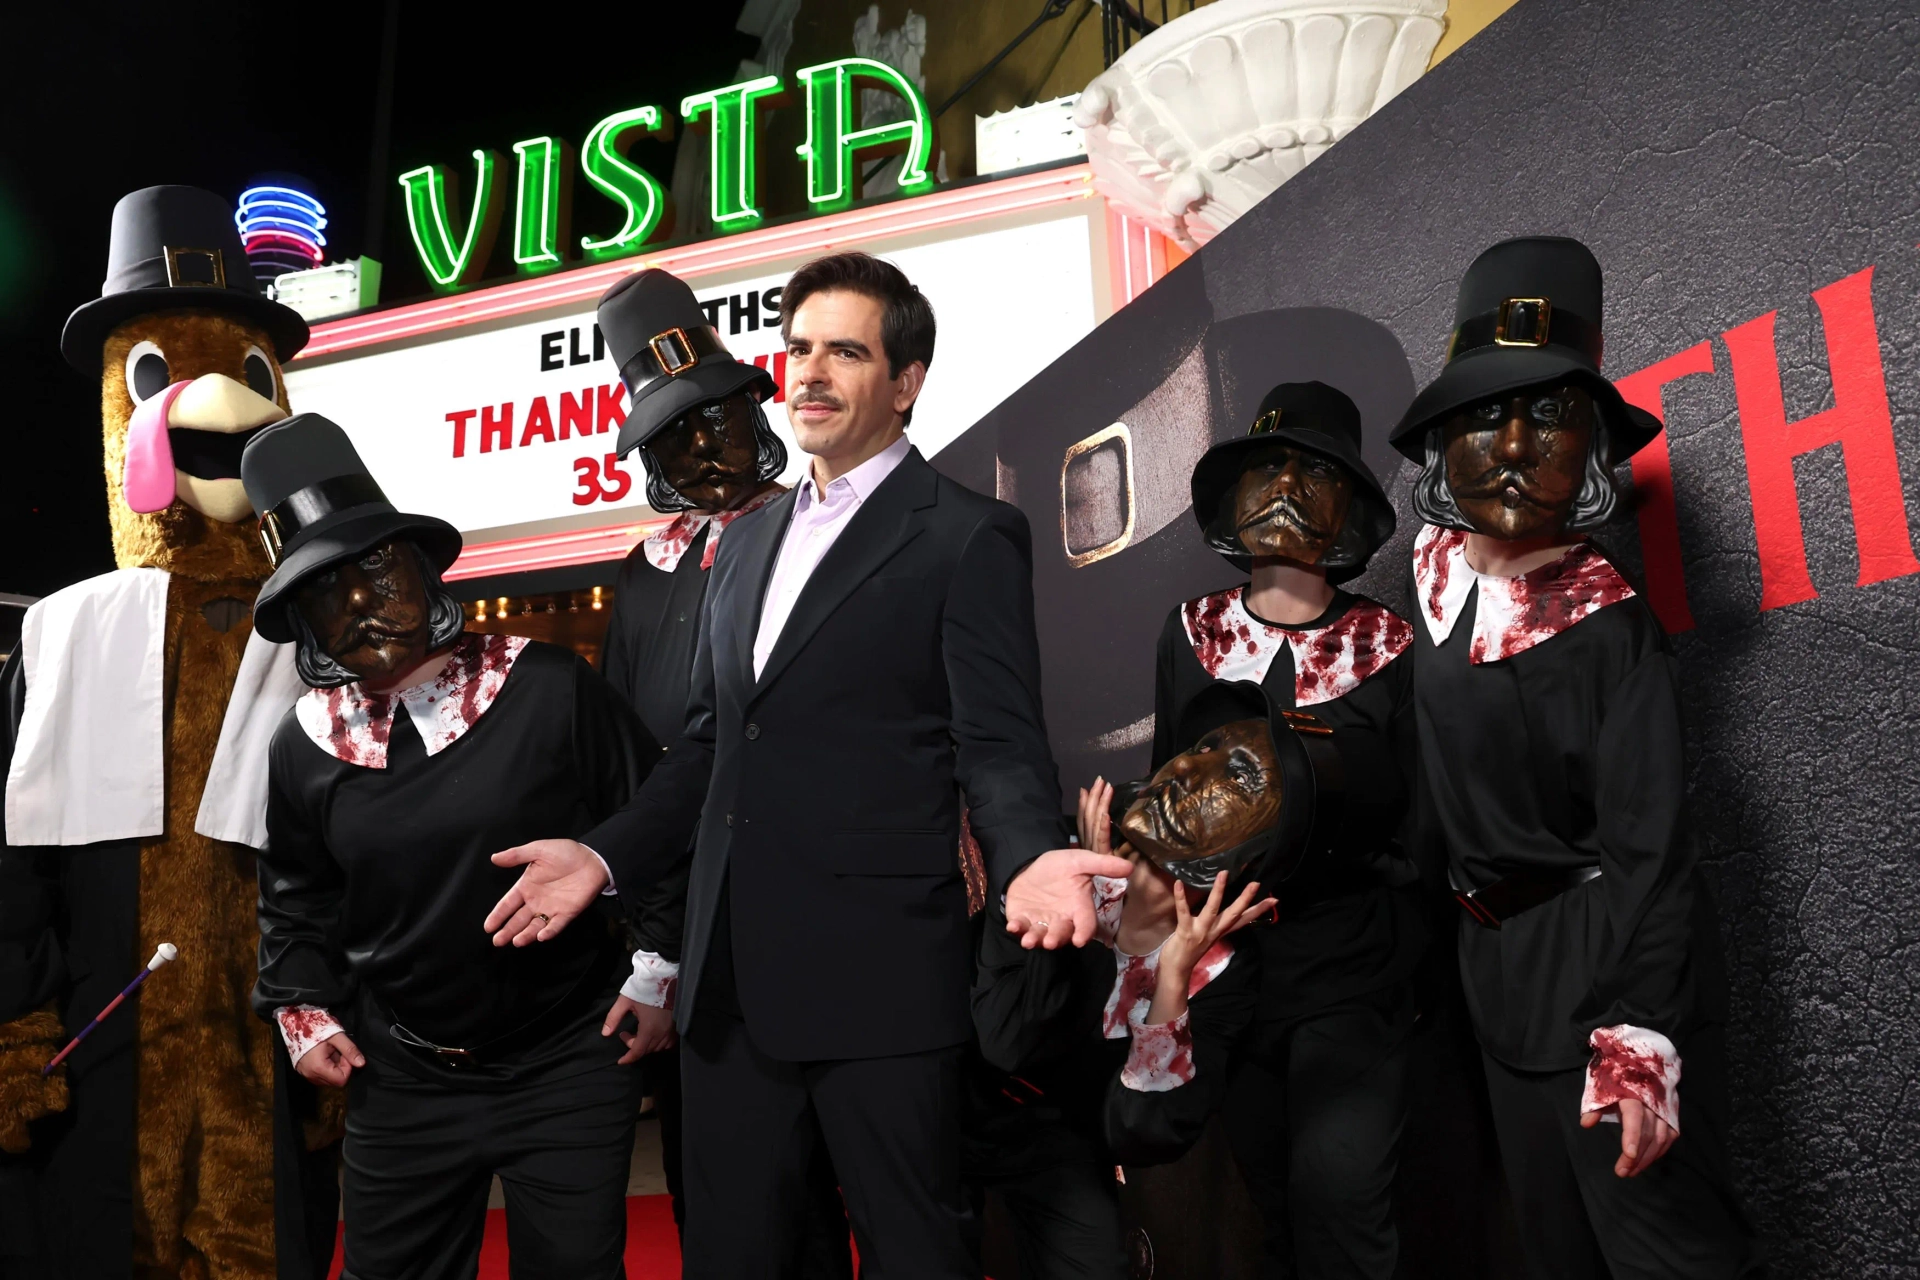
[
  {"xmin": 0, "ymin": 310, "xmax": 321, "ymax": 1279},
  {"xmin": 108, "ymin": 312, "xmax": 284, "ymax": 1278}
]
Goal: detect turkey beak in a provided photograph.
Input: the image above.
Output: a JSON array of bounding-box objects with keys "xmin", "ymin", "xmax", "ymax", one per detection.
[{"xmin": 167, "ymin": 373, "xmax": 287, "ymax": 432}]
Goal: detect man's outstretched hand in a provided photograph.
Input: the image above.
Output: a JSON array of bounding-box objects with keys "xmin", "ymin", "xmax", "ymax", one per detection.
[
  {"xmin": 485, "ymin": 839, "xmax": 610, "ymax": 946},
  {"xmin": 1005, "ymin": 847, "xmax": 1134, "ymax": 949}
]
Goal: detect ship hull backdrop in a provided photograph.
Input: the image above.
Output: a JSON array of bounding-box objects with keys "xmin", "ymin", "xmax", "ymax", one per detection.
[{"xmin": 937, "ymin": 0, "xmax": 1918, "ymax": 1273}]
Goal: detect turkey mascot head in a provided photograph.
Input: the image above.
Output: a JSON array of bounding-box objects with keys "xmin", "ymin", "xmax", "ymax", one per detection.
[{"xmin": 62, "ymin": 185, "xmax": 309, "ymax": 580}]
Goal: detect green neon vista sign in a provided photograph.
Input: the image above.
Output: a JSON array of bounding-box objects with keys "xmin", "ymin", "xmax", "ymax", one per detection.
[{"xmin": 398, "ymin": 57, "xmax": 934, "ymax": 292}]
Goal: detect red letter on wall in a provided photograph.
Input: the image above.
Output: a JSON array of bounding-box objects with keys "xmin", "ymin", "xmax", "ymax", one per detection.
[
  {"xmin": 1723, "ymin": 266, "xmax": 1920, "ymax": 611},
  {"xmin": 1616, "ymin": 343, "xmax": 1716, "ymax": 634},
  {"xmin": 446, "ymin": 409, "xmax": 476, "ymax": 459}
]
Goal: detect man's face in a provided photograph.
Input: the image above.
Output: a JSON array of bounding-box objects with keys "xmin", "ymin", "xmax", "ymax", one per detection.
[
  {"xmin": 292, "ymin": 539, "xmax": 435, "ymax": 689},
  {"xmin": 1229, "ymin": 441, "xmax": 1354, "ymax": 563},
  {"xmin": 1440, "ymin": 383, "xmax": 1595, "ymax": 541},
  {"xmin": 784, "ymin": 289, "xmax": 923, "ymax": 473},
  {"xmin": 1120, "ymin": 720, "xmax": 1282, "ymax": 870},
  {"xmin": 645, "ymin": 393, "xmax": 762, "ymax": 512}
]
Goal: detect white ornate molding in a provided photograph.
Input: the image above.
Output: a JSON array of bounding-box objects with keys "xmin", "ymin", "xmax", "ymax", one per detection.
[{"xmin": 1074, "ymin": 0, "xmax": 1446, "ymax": 248}]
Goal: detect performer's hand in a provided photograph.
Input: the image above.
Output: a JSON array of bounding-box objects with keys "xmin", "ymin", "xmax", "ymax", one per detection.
[
  {"xmin": 485, "ymin": 839, "xmax": 610, "ymax": 947},
  {"xmin": 1145, "ymin": 872, "xmax": 1275, "ymax": 1025},
  {"xmin": 1581, "ymin": 1096, "xmax": 1678, "ymax": 1177},
  {"xmin": 1076, "ymin": 776, "xmax": 1118, "ymax": 853},
  {"xmin": 603, "ymin": 997, "xmax": 677, "ymax": 1065},
  {"xmin": 1006, "ymin": 847, "xmax": 1135, "ymax": 950},
  {"xmin": 294, "ymin": 1032, "xmax": 365, "ymax": 1088}
]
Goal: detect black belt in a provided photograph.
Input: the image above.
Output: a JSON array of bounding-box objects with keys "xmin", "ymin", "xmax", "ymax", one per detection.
[
  {"xmin": 1453, "ymin": 865, "xmax": 1601, "ymax": 929},
  {"xmin": 378, "ymin": 956, "xmax": 607, "ymax": 1072}
]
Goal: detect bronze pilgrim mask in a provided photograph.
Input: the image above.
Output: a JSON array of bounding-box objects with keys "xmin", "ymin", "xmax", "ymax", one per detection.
[
  {"xmin": 1440, "ymin": 383, "xmax": 1596, "ymax": 541},
  {"xmin": 1228, "ymin": 440, "xmax": 1355, "ymax": 564},
  {"xmin": 644, "ymin": 392, "xmax": 764, "ymax": 513},
  {"xmin": 291, "ymin": 538, "xmax": 437, "ymax": 688},
  {"xmin": 1120, "ymin": 719, "xmax": 1283, "ymax": 880}
]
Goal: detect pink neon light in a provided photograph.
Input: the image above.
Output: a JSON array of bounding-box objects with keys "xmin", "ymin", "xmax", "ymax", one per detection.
[
  {"xmin": 295, "ymin": 165, "xmax": 1094, "ymax": 361},
  {"xmin": 442, "ymin": 517, "xmax": 674, "ymax": 581},
  {"xmin": 244, "ymin": 232, "xmax": 324, "ymax": 263}
]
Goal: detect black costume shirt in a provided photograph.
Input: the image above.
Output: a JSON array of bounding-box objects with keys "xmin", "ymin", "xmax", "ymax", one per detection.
[
  {"xmin": 1409, "ymin": 526, "xmax": 1713, "ymax": 1072},
  {"xmin": 254, "ymin": 636, "xmax": 657, "ymax": 1081},
  {"xmin": 1153, "ymin": 586, "xmax": 1428, "ymax": 1021}
]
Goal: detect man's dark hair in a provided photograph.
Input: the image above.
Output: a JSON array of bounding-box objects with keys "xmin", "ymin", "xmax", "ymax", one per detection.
[{"xmin": 780, "ymin": 251, "xmax": 936, "ymax": 426}]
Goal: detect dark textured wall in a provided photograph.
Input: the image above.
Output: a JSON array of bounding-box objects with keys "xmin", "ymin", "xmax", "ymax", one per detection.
[{"xmin": 947, "ymin": 0, "xmax": 1920, "ymax": 1271}]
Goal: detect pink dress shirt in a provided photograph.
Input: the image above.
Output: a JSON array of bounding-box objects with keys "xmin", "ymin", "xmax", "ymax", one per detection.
[{"xmin": 752, "ymin": 433, "xmax": 913, "ymax": 680}]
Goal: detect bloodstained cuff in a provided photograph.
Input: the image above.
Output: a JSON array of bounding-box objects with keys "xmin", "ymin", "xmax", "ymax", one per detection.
[
  {"xmin": 275, "ymin": 1005, "xmax": 346, "ymax": 1068},
  {"xmin": 1120, "ymin": 1008, "xmax": 1195, "ymax": 1093},
  {"xmin": 621, "ymin": 949, "xmax": 680, "ymax": 1010},
  {"xmin": 1581, "ymin": 1024, "xmax": 1682, "ymax": 1132}
]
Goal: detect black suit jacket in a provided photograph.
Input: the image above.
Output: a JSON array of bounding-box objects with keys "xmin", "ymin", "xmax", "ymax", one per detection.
[{"xmin": 587, "ymin": 446, "xmax": 1067, "ymax": 1061}]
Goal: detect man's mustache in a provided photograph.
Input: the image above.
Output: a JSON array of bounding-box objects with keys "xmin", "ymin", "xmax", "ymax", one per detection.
[
  {"xmin": 1452, "ymin": 466, "xmax": 1551, "ymax": 505},
  {"xmin": 1238, "ymin": 494, "xmax": 1327, "ymax": 538},
  {"xmin": 790, "ymin": 389, "xmax": 845, "ymax": 412}
]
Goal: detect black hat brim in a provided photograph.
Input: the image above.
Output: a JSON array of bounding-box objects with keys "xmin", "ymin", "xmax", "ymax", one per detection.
[
  {"xmin": 614, "ymin": 359, "xmax": 777, "ymax": 457},
  {"xmin": 1189, "ymin": 427, "xmax": 1397, "ymax": 583},
  {"xmin": 1387, "ymin": 345, "xmax": 1662, "ymax": 464},
  {"xmin": 253, "ymin": 509, "xmax": 463, "ymax": 644},
  {"xmin": 61, "ymin": 285, "xmax": 311, "ymax": 374}
]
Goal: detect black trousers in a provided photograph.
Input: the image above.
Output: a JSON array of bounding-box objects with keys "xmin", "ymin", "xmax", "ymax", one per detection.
[
  {"xmin": 970, "ymin": 1160, "xmax": 1126, "ymax": 1280},
  {"xmin": 1480, "ymin": 1024, "xmax": 1763, "ymax": 1280},
  {"xmin": 340, "ymin": 1047, "xmax": 641, "ymax": 1280},
  {"xmin": 681, "ymin": 1002, "xmax": 975, "ymax": 1279},
  {"xmin": 1223, "ymin": 985, "xmax": 1415, "ymax": 1280},
  {"xmin": 647, "ymin": 1044, "xmax": 854, "ymax": 1279}
]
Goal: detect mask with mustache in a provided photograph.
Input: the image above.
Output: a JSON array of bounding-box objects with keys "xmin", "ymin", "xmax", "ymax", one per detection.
[
  {"xmin": 292, "ymin": 538, "xmax": 436, "ymax": 688},
  {"xmin": 1228, "ymin": 442, "xmax": 1356, "ymax": 563},
  {"xmin": 647, "ymin": 393, "xmax": 764, "ymax": 513},
  {"xmin": 1119, "ymin": 719, "xmax": 1283, "ymax": 888},
  {"xmin": 1441, "ymin": 384, "xmax": 1596, "ymax": 541}
]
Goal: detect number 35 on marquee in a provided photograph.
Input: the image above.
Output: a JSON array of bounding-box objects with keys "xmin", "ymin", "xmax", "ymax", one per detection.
[{"xmin": 573, "ymin": 453, "xmax": 634, "ymax": 506}]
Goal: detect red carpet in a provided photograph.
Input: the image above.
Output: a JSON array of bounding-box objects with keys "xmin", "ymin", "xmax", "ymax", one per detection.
[{"xmin": 326, "ymin": 1194, "xmax": 682, "ymax": 1278}]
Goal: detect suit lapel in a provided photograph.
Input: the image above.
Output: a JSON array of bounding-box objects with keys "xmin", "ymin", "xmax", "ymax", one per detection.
[
  {"xmin": 721, "ymin": 487, "xmax": 795, "ymax": 696},
  {"xmin": 750, "ymin": 449, "xmax": 937, "ymax": 702}
]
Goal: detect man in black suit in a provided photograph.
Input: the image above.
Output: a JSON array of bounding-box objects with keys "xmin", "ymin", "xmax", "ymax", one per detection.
[{"xmin": 483, "ymin": 251, "xmax": 1130, "ymax": 1276}]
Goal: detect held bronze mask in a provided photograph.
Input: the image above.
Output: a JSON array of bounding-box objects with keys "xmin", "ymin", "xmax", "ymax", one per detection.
[
  {"xmin": 1228, "ymin": 441, "xmax": 1355, "ymax": 564},
  {"xmin": 645, "ymin": 393, "xmax": 763, "ymax": 512},
  {"xmin": 291, "ymin": 538, "xmax": 435, "ymax": 686},
  {"xmin": 1120, "ymin": 719, "xmax": 1283, "ymax": 888},
  {"xmin": 1439, "ymin": 383, "xmax": 1597, "ymax": 541}
]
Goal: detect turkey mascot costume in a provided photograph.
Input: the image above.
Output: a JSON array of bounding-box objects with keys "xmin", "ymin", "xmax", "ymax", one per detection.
[{"xmin": 0, "ymin": 186, "xmax": 336, "ymax": 1278}]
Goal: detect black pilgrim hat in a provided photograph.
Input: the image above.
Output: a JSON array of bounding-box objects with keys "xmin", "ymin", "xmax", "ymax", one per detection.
[
  {"xmin": 1188, "ymin": 381, "xmax": 1396, "ymax": 581},
  {"xmin": 1388, "ymin": 236, "xmax": 1661, "ymax": 463},
  {"xmin": 599, "ymin": 268, "xmax": 776, "ymax": 459},
  {"xmin": 1109, "ymin": 680, "xmax": 1361, "ymax": 892},
  {"xmin": 241, "ymin": 414, "xmax": 461, "ymax": 644},
  {"xmin": 61, "ymin": 185, "xmax": 309, "ymax": 373}
]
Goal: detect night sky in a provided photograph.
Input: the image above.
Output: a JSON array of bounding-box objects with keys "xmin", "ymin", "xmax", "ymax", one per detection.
[{"xmin": 0, "ymin": 1, "xmax": 757, "ymax": 597}]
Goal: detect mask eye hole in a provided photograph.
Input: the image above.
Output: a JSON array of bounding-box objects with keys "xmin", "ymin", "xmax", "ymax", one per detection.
[
  {"xmin": 125, "ymin": 340, "xmax": 170, "ymax": 404},
  {"xmin": 243, "ymin": 345, "xmax": 277, "ymax": 402}
]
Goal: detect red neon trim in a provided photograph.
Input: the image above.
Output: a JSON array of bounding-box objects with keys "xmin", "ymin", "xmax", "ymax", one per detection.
[
  {"xmin": 295, "ymin": 164, "xmax": 1094, "ymax": 361},
  {"xmin": 243, "ymin": 232, "xmax": 325, "ymax": 262},
  {"xmin": 442, "ymin": 517, "xmax": 675, "ymax": 582}
]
